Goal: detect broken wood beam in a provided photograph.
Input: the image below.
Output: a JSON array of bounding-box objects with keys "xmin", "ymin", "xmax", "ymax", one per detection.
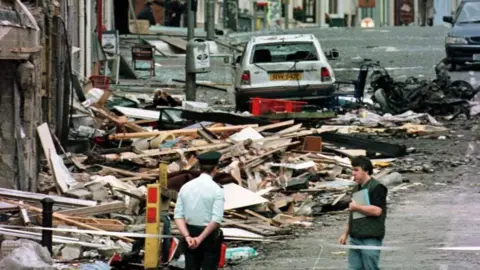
[
  {"xmin": 118, "ymin": 143, "xmax": 231, "ymax": 159},
  {"xmin": 19, "ymin": 201, "xmax": 30, "ymax": 226},
  {"xmin": 0, "ymin": 187, "xmax": 96, "ymax": 207},
  {"xmin": 244, "ymin": 209, "xmax": 279, "ymax": 226},
  {"xmin": 0, "ymin": 199, "xmax": 134, "ymax": 243},
  {"xmin": 243, "ymin": 141, "xmax": 301, "ymax": 166},
  {"xmin": 48, "ymin": 216, "xmax": 126, "ymax": 231},
  {"xmin": 223, "ymin": 218, "xmax": 276, "ymax": 236},
  {"xmin": 90, "ymin": 106, "xmax": 145, "ymax": 133},
  {"xmin": 254, "ymin": 120, "xmax": 295, "ymax": 133},
  {"xmin": 57, "ymin": 201, "xmax": 127, "ymax": 217},
  {"xmin": 109, "ymin": 124, "xmax": 258, "ymax": 140},
  {"xmin": 100, "ymin": 165, "xmax": 157, "ymax": 180},
  {"xmin": 274, "ymin": 123, "xmax": 303, "ymax": 136}
]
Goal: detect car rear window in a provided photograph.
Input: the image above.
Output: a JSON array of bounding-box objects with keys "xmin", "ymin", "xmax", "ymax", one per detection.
[{"xmin": 251, "ymin": 42, "xmax": 318, "ymax": 63}]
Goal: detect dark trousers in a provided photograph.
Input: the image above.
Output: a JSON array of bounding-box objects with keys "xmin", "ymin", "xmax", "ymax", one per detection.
[{"xmin": 184, "ymin": 224, "xmax": 223, "ymax": 270}]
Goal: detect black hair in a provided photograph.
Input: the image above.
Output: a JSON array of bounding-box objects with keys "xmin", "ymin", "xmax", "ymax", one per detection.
[
  {"xmin": 200, "ymin": 164, "xmax": 216, "ymax": 174},
  {"xmin": 350, "ymin": 156, "xmax": 373, "ymax": 175}
]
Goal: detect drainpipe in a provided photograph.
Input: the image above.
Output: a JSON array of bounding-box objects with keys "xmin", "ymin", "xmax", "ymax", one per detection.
[
  {"xmin": 389, "ymin": 0, "xmax": 395, "ymax": 26},
  {"xmin": 86, "ymin": 0, "xmax": 92, "ymax": 78},
  {"xmin": 79, "ymin": 0, "xmax": 85, "ymax": 79},
  {"xmin": 97, "ymin": 0, "xmax": 103, "ymax": 44},
  {"xmin": 106, "ymin": 0, "xmax": 113, "ymax": 30},
  {"xmin": 414, "ymin": 0, "xmax": 420, "ymax": 25}
]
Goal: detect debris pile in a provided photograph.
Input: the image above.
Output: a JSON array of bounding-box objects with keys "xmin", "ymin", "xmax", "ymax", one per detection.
[
  {"xmin": 0, "ymin": 101, "xmax": 412, "ymax": 267},
  {"xmin": 328, "ymin": 109, "xmax": 450, "ymax": 137},
  {"xmin": 370, "ymin": 61, "xmax": 479, "ymax": 117},
  {"xmin": 0, "ymin": 57, "xmax": 449, "ymax": 269}
]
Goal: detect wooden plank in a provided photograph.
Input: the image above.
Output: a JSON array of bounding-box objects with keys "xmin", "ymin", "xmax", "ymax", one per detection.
[
  {"xmin": 19, "ymin": 201, "xmax": 30, "ymax": 225},
  {"xmin": 0, "ymin": 199, "xmax": 133, "ymax": 243},
  {"xmin": 274, "ymin": 123, "xmax": 303, "ymax": 136},
  {"xmin": 225, "ymin": 210, "xmax": 249, "ymax": 220},
  {"xmin": 332, "ymin": 193, "xmax": 347, "ymax": 206},
  {"xmin": 223, "ymin": 218, "xmax": 275, "ymax": 236},
  {"xmin": 244, "ymin": 141, "xmax": 301, "ymax": 166},
  {"xmin": 224, "ymin": 237, "xmax": 281, "ymax": 243},
  {"xmin": 114, "ymin": 106, "xmax": 160, "ymax": 120},
  {"xmin": 223, "ymin": 184, "xmax": 268, "ymax": 210},
  {"xmin": 373, "ymin": 168, "xmax": 394, "ymax": 179},
  {"xmin": 90, "ymin": 106, "xmax": 145, "ymax": 132},
  {"xmin": 100, "ymin": 165, "xmax": 157, "ymax": 180},
  {"xmin": 116, "ymin": 143, "xmax": 231, "ymax": 160},
  {"xmin": 0, "ymin": 187, "xmax": 96, "ymax": 207},
  {"xmin": 158, "ymin": 36, "xmax": 187, "ymax": 52},
  {"xmin": 254, "ymin": 120, "xmax": 294, "ymax": 133},
  {"xmin": 336, "ymin": 149, "xmax": 367, "ymax": 157},
  {"xmin": 57, "ymin": 201, "xmax": 126, "ymax": 217},
  {"xmin": 50, "ymin": 149, "xmax": 77, "ymax": 193},
  {"xmin": 109, "ymin": 124, "xmax": 258, "ymax": 140},
  {"xmin": 0, "ymin": 228, "xmax": 107, "ymax": 248},
  {"xmin": 244, "ymin": 209, "xmax": 279, "ymax": 226},
  {"xmin": 37, "ymin": 123, "xmax": 56, "ymax": 171},
  {"xmin": 221, "ymin": 228, "xmax": 264, "ymax": 239},
  {"xmin": 51, "ymin": 217, "xmax": 126, "ymax": 231}
]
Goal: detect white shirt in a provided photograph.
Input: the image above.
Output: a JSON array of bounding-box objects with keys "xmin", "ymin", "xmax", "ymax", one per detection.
[{"xmin": 174, "ymin": 173, "xmax": 225, "ymax": 226}]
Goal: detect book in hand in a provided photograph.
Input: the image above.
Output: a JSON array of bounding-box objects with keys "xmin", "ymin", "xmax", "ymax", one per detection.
[{"xmin": 352, "ymin": 189, "xmax": 371, "ymax": 219}]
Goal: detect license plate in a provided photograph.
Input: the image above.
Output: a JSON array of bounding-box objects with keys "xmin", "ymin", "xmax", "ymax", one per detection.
[
  {"xmin": 269, "ymin": 73, "xmax": 303, "ymax": 81},
  {"xmin": 474, "ymin": 54, "xmax": 480, "ymax": 61}
]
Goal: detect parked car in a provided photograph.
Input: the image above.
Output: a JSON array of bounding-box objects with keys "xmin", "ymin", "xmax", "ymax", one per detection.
[
  {"xmin": 443, "ymin": 0, "xmax": 480, "ymax": 71},
  {"xmin": 233, "ymin": 34, "xmax": 339, "ymax": 112}
]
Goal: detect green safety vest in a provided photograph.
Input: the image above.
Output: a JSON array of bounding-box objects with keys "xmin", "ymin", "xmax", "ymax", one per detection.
[{"xmin": 348, "ymin": 178, "xmax": 387, "ymax": 239}]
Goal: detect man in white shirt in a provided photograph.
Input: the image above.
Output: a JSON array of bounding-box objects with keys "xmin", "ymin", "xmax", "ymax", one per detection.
[{"xmin": 174, "ymin": 151, "xmax": 225, "ymax": 270}]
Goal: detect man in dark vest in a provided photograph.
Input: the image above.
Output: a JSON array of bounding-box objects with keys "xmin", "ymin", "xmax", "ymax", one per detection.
[{"xmin": 338, "ymin": 156, "xmax": 388, "ymax": 270}]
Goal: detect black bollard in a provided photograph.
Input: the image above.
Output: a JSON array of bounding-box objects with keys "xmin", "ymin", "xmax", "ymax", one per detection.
[{"xmin": 41, "ymin": 198, "xmax": 54, "ymax": 254}]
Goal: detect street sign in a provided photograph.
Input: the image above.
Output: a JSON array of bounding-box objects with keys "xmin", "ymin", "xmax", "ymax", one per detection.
[
  {"xmin": 359, "ymin": 0, "xmax": 376, "ymax": 8},
  {"xmin": 361, "ymin": 17, "xmax": 375, "ymax": 28}
]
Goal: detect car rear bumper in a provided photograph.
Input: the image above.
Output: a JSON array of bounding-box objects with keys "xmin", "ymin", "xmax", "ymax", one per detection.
[
  {"xmin": 235, "ymin": 84, "xmax": 335, "ymax": 99},
  {"xmin": 235, "ymin": 84, "xmax": 336, "ymax": 110},
  {"xmin": 446, "ymin": 44, "xmax": 480, "ymax": 63}
]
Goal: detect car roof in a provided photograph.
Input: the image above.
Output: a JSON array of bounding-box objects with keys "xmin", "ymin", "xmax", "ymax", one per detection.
[{"xmin": 249, "ymin": 34, "xmax": 316, "ymax": 44}]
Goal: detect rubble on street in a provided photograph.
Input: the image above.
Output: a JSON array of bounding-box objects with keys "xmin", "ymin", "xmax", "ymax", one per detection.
[
  {"xmin": 370, "ymin": 60, "xmax": 479, "ymax": 117},
  {"xmin": 1, "ymin": 31, "xmax": 478, "ymax": 269},
  {"xmin": 0, "ymin": 79, "xmax": 444, "ymax": 268}
]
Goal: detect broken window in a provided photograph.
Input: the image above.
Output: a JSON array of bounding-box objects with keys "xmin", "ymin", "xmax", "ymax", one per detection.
[{"xmin": 251, "ymin": 42, "xmax": 318, "ymax": 63}]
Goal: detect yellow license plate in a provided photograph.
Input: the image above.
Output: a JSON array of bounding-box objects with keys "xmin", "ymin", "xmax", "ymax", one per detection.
[{"xmin": 269, "ymin": 73, "xmax": 303, "ymax": 81}]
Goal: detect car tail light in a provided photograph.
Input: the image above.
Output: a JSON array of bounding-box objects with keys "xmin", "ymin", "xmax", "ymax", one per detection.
[
  {"xmin": 321, "ymin": 67, "xmax": 331, "ymax": 82},
  {"xmin": 241, "ymin": 71, "xmax": 251, "ymax": 85}
]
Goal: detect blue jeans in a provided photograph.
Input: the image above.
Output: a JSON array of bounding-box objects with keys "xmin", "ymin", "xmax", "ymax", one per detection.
[{"xmin": 348, "ymin": 237, "xmax": 383, "ymax": 270}]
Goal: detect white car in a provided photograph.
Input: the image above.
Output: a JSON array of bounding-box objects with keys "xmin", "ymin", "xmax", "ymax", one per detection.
[{"xmin": 233, "ymin": 34, "xmax": 338, "ymax": 112}]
